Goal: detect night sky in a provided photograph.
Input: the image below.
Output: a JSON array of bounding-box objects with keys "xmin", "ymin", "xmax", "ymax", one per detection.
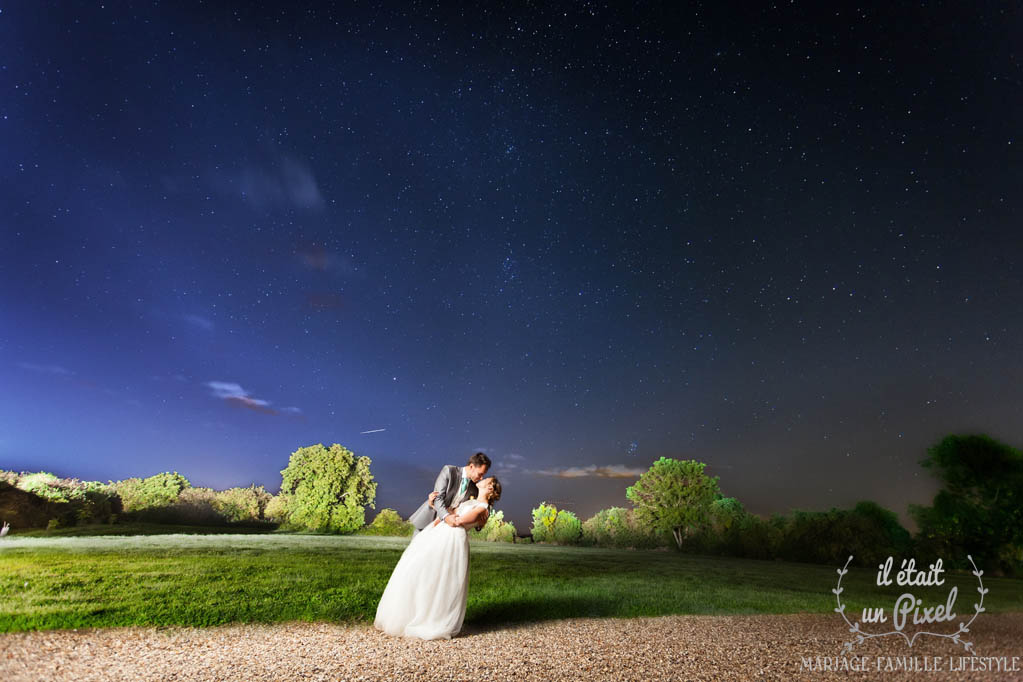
[{"xmin": 2, "ymin": 2, "xmax": 1021, "ymax": 531}]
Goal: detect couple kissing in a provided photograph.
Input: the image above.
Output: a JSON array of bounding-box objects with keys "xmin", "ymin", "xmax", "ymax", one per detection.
[{"xmin": 374, "ymin": 452, "xmax": 502, "ymax": 640}]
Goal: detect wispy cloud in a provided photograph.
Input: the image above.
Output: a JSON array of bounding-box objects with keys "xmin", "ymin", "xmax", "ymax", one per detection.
[
  {"xmin": 508, "ymin": 453, "xmax": 526, "ymax": 461},
  {"xmin": 205, "ymin": 381, "xmax": 279, "ymax": 415},
  {"xmin": 211, "ymin": 157, "xmax": 324, "ymax": 211},
  {"xmin": 529, "ymin": 464, "xmax": 646, "ymax": 479},
  {"xmin": 280, "ymin": 406, "xmax": 303, "ymax": 415},
  {"xmin": 17, "ymin": 362, "xmax": 74, "ymax": 376},
  {"xmin": 182, "ymin": 314, "xmax": 214, "ymax": 331}
]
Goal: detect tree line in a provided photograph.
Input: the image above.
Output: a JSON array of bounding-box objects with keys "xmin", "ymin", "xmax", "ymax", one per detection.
[{"xmin": 1, "ymin": 434, "xmax": 1020, "ymax": 574}]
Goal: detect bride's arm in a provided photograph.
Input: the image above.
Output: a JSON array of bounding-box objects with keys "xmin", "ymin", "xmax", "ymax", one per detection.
[{"xmin": 444, "ymin": 506, "xmax": 488, "ymax": 529}]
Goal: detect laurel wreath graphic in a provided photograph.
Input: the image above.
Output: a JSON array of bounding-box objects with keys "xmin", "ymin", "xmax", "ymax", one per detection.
[{"xmin": 833, "ymin": 554, "xmax": 987, "ymax": 655}]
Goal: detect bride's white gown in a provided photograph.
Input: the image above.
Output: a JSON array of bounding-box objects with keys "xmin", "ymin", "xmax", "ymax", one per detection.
[{"xmin": 374, "ymin": 499, "xmax": 485, "ymax": 640}]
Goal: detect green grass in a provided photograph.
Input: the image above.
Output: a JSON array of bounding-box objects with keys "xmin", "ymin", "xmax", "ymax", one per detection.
[
  {"xmin": 1, "ymin": 533, "xmax": 1021, "ymax": 633},
  {"xmin": 11, "ymin": 523, "xmax": 277, "ymax": 537}
]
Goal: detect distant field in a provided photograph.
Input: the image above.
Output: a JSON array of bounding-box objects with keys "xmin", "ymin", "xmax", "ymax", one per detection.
[
  {"xmin": 2, "ymin": 532, "xmax": 1021, "ymax": 633},
  {"xmin": 10, "ymin": 523, "xmax": 277, "ymax": 537}
]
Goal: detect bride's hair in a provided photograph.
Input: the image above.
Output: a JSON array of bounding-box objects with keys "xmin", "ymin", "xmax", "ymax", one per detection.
[{"xmin": 485, "ymin": 477, "xmax": 501, "ymax": 505}]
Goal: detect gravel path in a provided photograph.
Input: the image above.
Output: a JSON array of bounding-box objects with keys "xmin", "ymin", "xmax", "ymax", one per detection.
[{"xmin": 2, "ymin": 614, "xmax": 1022, "ymax": 681}]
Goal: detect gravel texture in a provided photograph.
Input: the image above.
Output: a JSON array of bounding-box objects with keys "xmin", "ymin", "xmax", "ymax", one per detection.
[{"xmin": 2, "ymin": 614, "xmax": 1022, "ymax": 681}]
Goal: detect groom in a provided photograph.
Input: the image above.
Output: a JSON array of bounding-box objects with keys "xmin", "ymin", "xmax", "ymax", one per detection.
[{"xmin": 409, "ymin": 452, "xmax": 491, "ymax": 535}]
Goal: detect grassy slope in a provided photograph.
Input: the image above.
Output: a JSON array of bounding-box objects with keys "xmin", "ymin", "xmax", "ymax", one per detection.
[{"xmin": 1, "ymin": 533, "xmax": 1020, "ymax": 633}]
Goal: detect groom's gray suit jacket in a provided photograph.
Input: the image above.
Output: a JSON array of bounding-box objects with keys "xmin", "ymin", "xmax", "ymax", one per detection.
[{"xmin": 408, "ymin": 465, "xmax": 478, "ymax": 533}]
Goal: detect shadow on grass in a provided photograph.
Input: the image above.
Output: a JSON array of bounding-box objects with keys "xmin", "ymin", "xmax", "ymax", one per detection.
[{"xmin": 464, "ymin": 594, "xmax": 619, "ymax": 631}]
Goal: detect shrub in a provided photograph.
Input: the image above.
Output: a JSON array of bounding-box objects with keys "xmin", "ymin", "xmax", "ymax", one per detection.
[
  {"xmin": 18, "ymin": 472, "xmax": 67, "ymax": 502},
  {"xmin": 552, "ymin": 509, "xmax": 582, "ymax": 544},
  {"xmin": 581, "ymin": 507, "xmax": 669, "ymax": 548},
  {"xmin": 582, "ymin": 507, "xmax": 630, "ymax": 546},
  {"xmin": 168, "ymin": 487, "xmax": 225, "ymax": 525},
  {"xmin": 469, "ymin": 509, "xmax": 516, "ymax": 542},
  {"xmin": 9, "ymin": 472, "xmax": 119, "ymax": 526},
  {"xmin": 361, "ymin": 508, "xmax": 413, "ymax": 537},
  {"xmin": 214, "ymin": 485, "xmax": 272, "ymax": 522},
  {"xmin": 264, "ymin": 495, "xmax": 288, "ymax": 523},
  {"xmin": 530, "ymin": 503, "xmax": 559, "ymax": 543},
  {"xmin": 114, "ymin": 472, "xmax": 191, "ymax": 513},
  {"xmin": 76, "ymin": 486, "xmax": 119, "ymax": 525},
  {"xmin": 531, "ymin": 503, "xmax": 582, "ymax": 544}
]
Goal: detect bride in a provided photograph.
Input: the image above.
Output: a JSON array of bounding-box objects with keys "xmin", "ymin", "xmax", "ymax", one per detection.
[{"xmin": 374, "ymin": 476, "xmax": 502, "ymax": 640}]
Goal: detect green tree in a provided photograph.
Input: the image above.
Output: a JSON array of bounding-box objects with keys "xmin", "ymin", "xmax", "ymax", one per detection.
[
  {"xmin": 910, "ymin": 434, "xmax": 1023, "ymax": 573},
  {"xmin": 277, "ymin": 443, "xmax": 376, "ymax": 533},
  {"xmin": 708, "ymin": 496, "xmax": 745, "ymax": 533},
  {"xmin": 627, "ymin": 457, "xmax": 720, "ymax": 549}
]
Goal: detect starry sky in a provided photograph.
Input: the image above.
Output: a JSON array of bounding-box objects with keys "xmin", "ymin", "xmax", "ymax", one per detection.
[{"xmin": 1, "ymin": 2, "xmax": 1021, "ymax": 531}]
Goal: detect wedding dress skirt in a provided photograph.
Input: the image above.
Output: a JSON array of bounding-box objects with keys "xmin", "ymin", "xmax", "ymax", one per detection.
[{"xmin": 374, "ymin": 499, "xmax": 484, "ymax": 640}]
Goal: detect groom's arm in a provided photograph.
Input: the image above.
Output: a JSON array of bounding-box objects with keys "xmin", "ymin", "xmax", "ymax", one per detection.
[{"xmin": 431, "ymin": 467, "xmax": 454, "ymax": 521}]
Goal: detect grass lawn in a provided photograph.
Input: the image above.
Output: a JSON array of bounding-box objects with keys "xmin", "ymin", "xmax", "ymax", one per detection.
[{"xmin": 2, "ymin": 530, "xmax": 1021, "ymax": 633}]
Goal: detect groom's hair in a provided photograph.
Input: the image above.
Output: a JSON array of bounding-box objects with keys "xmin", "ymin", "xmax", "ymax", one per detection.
[{"xmin": 468, "ymin": 452, "xmax": 491, "ymax": 469}]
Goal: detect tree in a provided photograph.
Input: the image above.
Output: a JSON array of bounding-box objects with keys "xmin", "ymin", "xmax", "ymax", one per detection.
[
  {"xmin": 627, "ymin": 457, "xmax": 720, "ymax": 549},
  {"xmin": 910, "ymin": 434, "xmax": 1023, "ymax": 573},
  {"xmin": 277, "ymin": 443, "xmax": 376, "ymax": 533}
]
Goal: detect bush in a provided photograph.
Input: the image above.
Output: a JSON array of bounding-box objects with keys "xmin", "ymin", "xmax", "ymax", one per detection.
[
  {"xmin": 76, "ymin": 486, "xmax": 119, "ymax": 525},
  {"xmin": 581, "ymin": 507, "xmax": 665, "ymax": 548},
  {"xmin": 552, "ymin": 509, "xmax": 582, "ymax": 544},
  {"xmin": 264, "ymin": 495, "xmax": 288, "ymax": 523},
  {"xmin": 531, "ymin": 503, "xmax": 559, "ymax": 543},
  {"xmin": 361, "ymin": 508, "xmax": 413, "ymax": 537},
  {"xmin": 169, "ymin": 487, "xmax": 225, "ymax": 525},
  {"xmin": 531, "ymin": 503, "xmax": 582, "ymax": 544},
  {"xmin": 114, "ymin": 472, "xmax": 190, "ymax": 513},
  {"xmin": 18, "ymin": 473, "xmax": 66, "ymax": 501},
  {"xmin": 8, "ymin": 472, "xmax": 120, "ymax": 526},
  {"xmin": 214, "ymin": 485, "xmax": 272, "ymax": 523},
  {"xmin": 582, "ymin": 507, "xmax": 628, "ymax": 546},
  {"xmin": 763, "ymin": 502, "xmax": 913, "ymax": 566},
  {"xmin": 469, "ymin": 509, "xmax": 516, "ymax": 542}
]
